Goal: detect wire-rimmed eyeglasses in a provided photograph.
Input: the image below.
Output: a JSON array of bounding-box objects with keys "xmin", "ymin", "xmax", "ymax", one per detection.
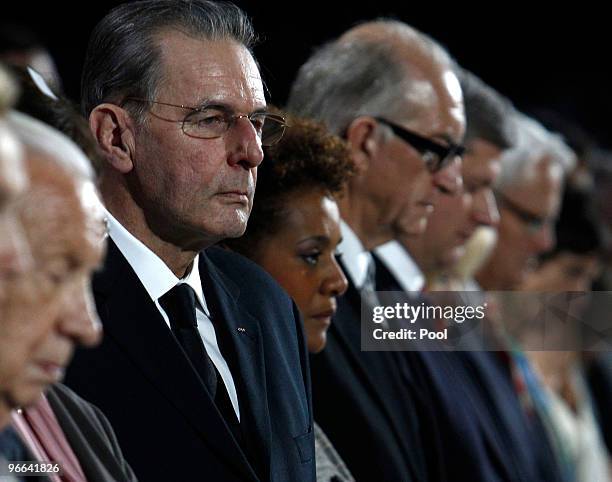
[{"xmin": 124, "ymin": 98, "xmax": 288, "ymax": 146}]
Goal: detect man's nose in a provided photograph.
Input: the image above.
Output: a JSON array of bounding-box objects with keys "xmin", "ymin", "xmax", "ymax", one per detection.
[
  {"xmin": 472, "ymin": 190, "xmax": 500, "ymax": 228},
  {"xmin": 226, "ymin": 117, "xmax": 264, "ymax": 169}
]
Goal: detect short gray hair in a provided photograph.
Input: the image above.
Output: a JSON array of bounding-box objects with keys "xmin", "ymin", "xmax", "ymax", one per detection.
[
  {"xmin": 7, "ymin": 110, "xmax": 94, "ymax": 181},
  {"xmin": 457, "ymin": 68, "xmax": 516, "ymax": 149},
  {"xmin": 495, "ymin": 112, "xmax": 576, "ymax": 191},
  {"xmin": 81, "ymin": 0, "xmax": 257, "ymax": 121},
  {"xmin": 287, "ymin": 20, "xmax": 454, "ymax": 134}
]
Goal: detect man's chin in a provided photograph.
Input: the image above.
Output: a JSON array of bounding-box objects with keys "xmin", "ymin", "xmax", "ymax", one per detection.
[
  {"xmin": 221, "ymin": 221, "xmax": 249, "ymax": 240},
  {"xmin": 395, "ymin": 216, "xmax": 429, "ymax": 238},
  {"xmin": 438, "ymin": 246, "xmax": 465, "ymax": 271},
  {"xmin": 1, "ymin": 386, "xmax": 45, "ymax": 410}
]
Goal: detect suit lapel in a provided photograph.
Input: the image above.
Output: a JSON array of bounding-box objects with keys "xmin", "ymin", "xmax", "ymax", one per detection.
[
  {"xmin": 199, "ymin": 252, "xmax": 272, "ymax": 482},
  {"xmin": 332, "ymin": 283, "xmax": 404, "ymax": 416},
  {"xmin": 95, "ymin": 241, "xmax": 258, "ymax": 482},
  {"xmin": 332, "ymin": 263, "xmax": 423, "ymax": 479}
]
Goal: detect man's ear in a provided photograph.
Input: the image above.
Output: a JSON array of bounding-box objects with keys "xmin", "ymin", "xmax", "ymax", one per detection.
[
  {"xmin": 344, "ymin": 116, "xmax": 380, "ymax": 174},
  {"xmin": 89, "ymin": 103, "xmax": 137, "ymax": 174}
]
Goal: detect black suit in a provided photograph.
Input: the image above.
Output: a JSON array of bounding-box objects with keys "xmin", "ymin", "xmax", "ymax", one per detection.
[
  {"xmin": 65, "ymin": 241, "xmax": 314, "ymax": 482},
  {"xmin": 309, "ymin": 259, "xmax": 440, "ymax": 482},
  {"xmin": 373, "ymin": 254, "xmax": 563, "ymax": 482}
]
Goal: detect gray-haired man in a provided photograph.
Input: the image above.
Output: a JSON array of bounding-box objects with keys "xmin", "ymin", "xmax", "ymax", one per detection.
[
  {"xmin": 288, "ymin": 19, "xmax": 465, "ymax": 481},
  {"xmin": 65, "ymin": 2, "xmax": 314, "ymax": 481}
]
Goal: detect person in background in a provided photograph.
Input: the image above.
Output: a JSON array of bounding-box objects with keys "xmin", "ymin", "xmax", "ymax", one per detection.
[
  {"xmin": 464, "ymin": 112, "xmax": 576, "ymax": 481},
  {"xmin": 0, "ymin": 111, "xmax": 137, "ymax": 482},
  {"xmin": 64, "ymin": 2, "xmax": 313, "ymax": 481},
  {"xmin": 519, "ymin": 185, "xmax": 610, "ymax": 482},
  {"xmin": 0, "ymin": 64, "xmax": 31, "ymax": 424},
  {"xmin": 226, "ymin": 116, "xmax": 354, "ymax": 481},
  {"xmin": 397, "ymin": 69, "xmax": 514, "ymax": 289},
  {"xmin": 476, "ymin": 113, "xmax": 575, "ymax": 290},
  {"xmin": 287, "ymin": 19, "xmax": 464, "ymax": 481}
]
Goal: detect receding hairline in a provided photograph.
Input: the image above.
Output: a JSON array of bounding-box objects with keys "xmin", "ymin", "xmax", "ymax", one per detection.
[
  {"xmin": 151, "ymin": 27, "xmax": 258, "ymax": 76},
  {"xmin": 341, "ymin": 20, "xmax": 458, "ymax": 123},
  {"xmin": 339, "ymin": 20, "xmax": 453, "ymax": 72}
]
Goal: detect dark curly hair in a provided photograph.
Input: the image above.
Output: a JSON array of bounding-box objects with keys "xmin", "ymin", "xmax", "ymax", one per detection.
[{"xmin": 225, "ymin": 115, "xmax": 354, "ymax": 257}]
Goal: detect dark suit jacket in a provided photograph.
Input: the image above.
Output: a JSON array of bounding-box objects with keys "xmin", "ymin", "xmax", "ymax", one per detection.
[
  {"xmin": 374, "ymin": 254, "xmax": 564, "ymax": 482},
  {"xmin": 0, "ymin": 384, "xmax": 136, "ymax": 482},
  {"xmin": 586, "ymin": 352, "xmax": 612, "ymax": 454},
  {"xmin": 47, "ymin": 383, "xmax": 137, "ymax": 482},
  {"xmin": 65, "ymin": 242, "xmax": 314, "ymax": 482},
  {"xmin": 309, "ymin": 258, "xmax": 440, "ymax": 482}
]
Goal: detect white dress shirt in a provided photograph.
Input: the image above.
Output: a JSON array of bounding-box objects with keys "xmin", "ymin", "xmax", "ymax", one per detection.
[
  {"xmin": 339, "ymin": 221, "xmax": 375, "ymax": 290},
  {"xmin": 105, "ymin": 210, "xmax": 240, "ymax": 420},
  {"xmin": 374, "ymin": 241, "xmax": 425, "ymax": 293}
]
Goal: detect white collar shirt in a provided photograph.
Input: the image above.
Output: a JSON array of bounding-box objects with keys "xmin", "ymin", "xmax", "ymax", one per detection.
[
  {"xmin": 374, "ymin": 241, "xmax": 425, "ymax": 293},
  {"xmin": 105, "ymin": 210, "xmax": 240, "ymax": 419},
  {"xmin": 339, "ymin": 220, "xmax": 374, "ymax": 291}
]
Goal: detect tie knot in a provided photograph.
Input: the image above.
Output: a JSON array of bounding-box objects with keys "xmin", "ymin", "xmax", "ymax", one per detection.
[{"xmin": 159, "ymin": 284, "xmax": 197, "ymax": 329}]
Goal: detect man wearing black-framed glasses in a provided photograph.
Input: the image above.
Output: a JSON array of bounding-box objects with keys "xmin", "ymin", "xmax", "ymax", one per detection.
[
  {"xmin": 374, "ymin": 117, "xmax": 465, "ymax": 174},
  {"xmin": 288, "ymin": 19, "xmax": 465, "ymax": 482}
]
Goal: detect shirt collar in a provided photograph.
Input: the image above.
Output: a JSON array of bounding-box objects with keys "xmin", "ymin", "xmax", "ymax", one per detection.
[
  {"xmin": 339, "ymin": 220, "xmax": 373, "ymax": 290},
  {"xmin": 374, "ymin": 240, "xmax": 425, "ymax": 292},
  {"xmin": 105, "ymin": 210, "xmax": 208, "ymax": 314}
]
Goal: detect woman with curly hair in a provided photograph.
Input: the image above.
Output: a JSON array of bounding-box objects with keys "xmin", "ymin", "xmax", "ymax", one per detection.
[{"xmin": 226, "ymin": 115, "xmax": 355, "ymax": 481}]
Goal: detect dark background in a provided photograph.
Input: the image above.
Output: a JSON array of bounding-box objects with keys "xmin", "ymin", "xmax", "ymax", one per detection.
[{"xmin": 4, "ymin": 2, "xmax": 611, "ymax": 147}]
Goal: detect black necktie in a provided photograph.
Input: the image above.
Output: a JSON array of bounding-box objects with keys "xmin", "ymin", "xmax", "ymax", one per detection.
[
  {"xmin": 159, "ymin": 284, "xmax": 218, "ymax": 396},
  {"xmin": 159, "ymin": 284, "xmax": 242, "ymax": 442}
]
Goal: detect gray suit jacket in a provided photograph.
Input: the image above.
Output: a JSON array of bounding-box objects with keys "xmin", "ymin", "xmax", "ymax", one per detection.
[{"xmin": 46, "ymin": 383, "xmax": 137, "ymax": 482}]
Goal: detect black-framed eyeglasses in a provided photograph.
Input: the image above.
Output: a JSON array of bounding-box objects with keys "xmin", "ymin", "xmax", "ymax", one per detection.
[
  {"xmin": 496, "ymin": 191, "xmax": 551, "ymax": 234},
  {"xmin": 374, "ymin": 117, "xmax": 465, "ymax": 173},
  {"xmin": 124, "ymin": 98, "xmax": 288, "ymax": 146}
]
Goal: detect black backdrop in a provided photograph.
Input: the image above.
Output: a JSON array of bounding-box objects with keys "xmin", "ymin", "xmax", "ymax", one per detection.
[{"xmin": 5, "ymin": 2, "xmax": 612, "ymax": 147}]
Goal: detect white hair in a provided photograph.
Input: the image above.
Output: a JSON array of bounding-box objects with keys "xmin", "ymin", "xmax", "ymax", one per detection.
[
  {"xmin": 5, "ymin": 110, "xmax": 105, "ymax": 238},
  {"xmin": 5, "ymin": 110, "xmax": 94, "ymax": 181},
  {"xmin": 495, "ymin": 111, "xmax": 576, "ymax": 190}
]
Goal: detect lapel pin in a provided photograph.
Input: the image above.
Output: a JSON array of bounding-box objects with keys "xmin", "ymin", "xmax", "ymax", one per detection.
[{"xmin": 237, "ymin": 327, "xmax": 247, "ymax": 334}]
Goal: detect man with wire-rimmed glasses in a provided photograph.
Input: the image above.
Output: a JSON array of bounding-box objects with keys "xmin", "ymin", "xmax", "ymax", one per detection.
[
  {"xmin": 64, "ymin": 2, "xmax": 315, "ymax": 482},
  {"xmin": 477, "ymin": 112, "xmax": 575, "ymax": 290}
]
